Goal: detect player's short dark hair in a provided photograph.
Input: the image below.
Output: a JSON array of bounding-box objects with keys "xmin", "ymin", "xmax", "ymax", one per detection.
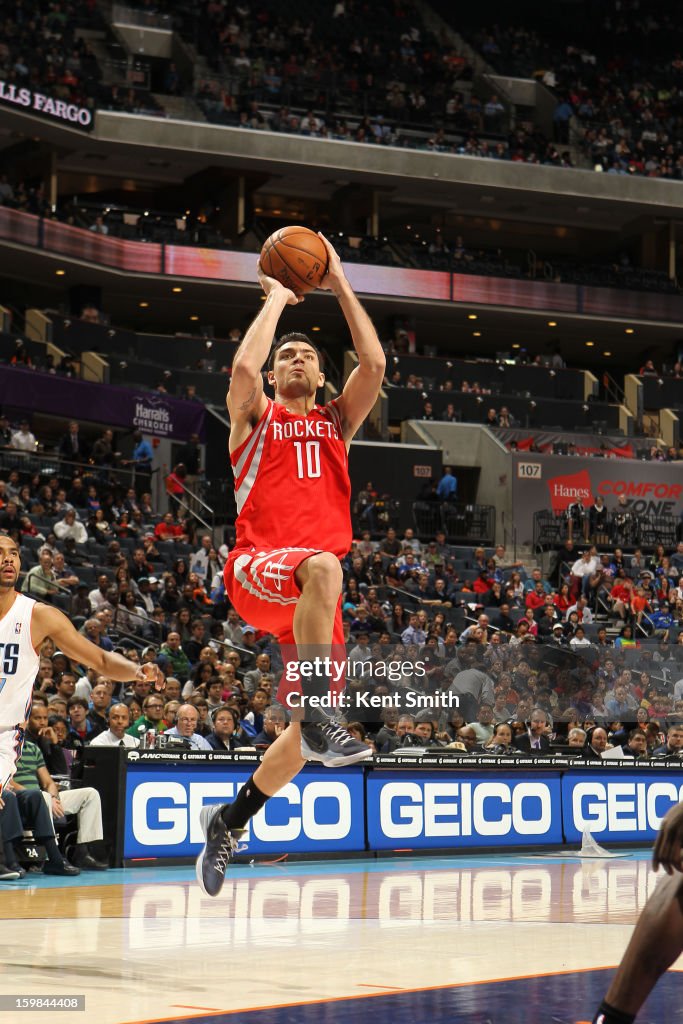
[{"xmin": 268, "ymin": 332, "xmax": 322, "ymax": 370}]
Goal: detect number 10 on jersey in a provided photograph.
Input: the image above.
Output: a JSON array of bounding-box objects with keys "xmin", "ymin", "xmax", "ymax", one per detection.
[{"xmin": 294, "ymin": 440, "xmax": 321, "ymax": 479}]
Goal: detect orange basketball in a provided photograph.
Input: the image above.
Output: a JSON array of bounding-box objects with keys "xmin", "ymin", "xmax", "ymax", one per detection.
[{"xmin": 260, "ymin": 226, "xmax": 329, "ymax": 295}]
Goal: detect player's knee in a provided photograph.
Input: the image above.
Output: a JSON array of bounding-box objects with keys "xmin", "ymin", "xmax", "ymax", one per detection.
[{"xmin": 300, "ymin": 552, "xmax": 343, "ymax": 601}]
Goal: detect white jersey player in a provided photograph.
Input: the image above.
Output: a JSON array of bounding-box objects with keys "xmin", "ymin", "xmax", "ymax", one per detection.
[{"xmin": 0, "ymin": 536, "xmax": 164, "ymax": 790}]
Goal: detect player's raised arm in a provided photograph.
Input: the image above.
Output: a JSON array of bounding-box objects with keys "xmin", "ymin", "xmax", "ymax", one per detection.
[
  {"xmin": 227, "ymin": 267, "xmax": 301, "ymax": 444},
  {"xmin": 318, "ymin": 233, "xmax": 386, "ymax": 442},
  {"xmin": 32, "ymin": 603, "xmax": 164, "ymax": 687}
]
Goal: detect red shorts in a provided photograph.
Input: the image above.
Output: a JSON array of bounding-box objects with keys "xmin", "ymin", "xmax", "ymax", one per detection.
[{"xmin": 224, "ymin": 548, "xmax": 346, "ymax": 705}]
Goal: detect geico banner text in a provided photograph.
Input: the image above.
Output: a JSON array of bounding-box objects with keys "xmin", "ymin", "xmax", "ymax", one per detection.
[
  {"xmin": 123, "ymin": 766, "xmax": 365, "ymax": 857},
  {"xmin": 366, "ymin": 772, "xmax": 563, "ymax": 849}
]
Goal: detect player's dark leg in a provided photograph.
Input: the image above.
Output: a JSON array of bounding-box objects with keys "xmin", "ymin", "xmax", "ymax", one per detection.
[{"xmin": 592, "ymin": 872, "xmax": 683, "ymax": 1023}]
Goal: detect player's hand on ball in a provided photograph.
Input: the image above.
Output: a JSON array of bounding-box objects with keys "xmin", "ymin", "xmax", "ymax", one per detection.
[
  {"xmin": 317, "ymin": 233, "xmax": 346, "ymax": 293},
  {"xmin": 139, "ymin": 662, "xmax": 166, "ymax": 692},
  {"xmin": 652, "ymin": 802, "xmax": 683, "ymax": 874},
  {"xmin": 257, "ymin": 263, "xmax": 302, "ymax": 305}
]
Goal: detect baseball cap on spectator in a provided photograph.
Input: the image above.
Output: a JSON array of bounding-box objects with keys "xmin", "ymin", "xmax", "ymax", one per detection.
[
  {"xmin": 552, "ymin": 623, "xmax": 564, "ymax": 632},
  {"xmin": 242, "ymin": 625, "xmax": 256, "ymax": 635}
]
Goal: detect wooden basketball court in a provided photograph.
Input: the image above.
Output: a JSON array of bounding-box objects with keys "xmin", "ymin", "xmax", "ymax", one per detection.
[{"xmin": 1, "ymin": 852, "xmax": 680, "ymax": 1024}]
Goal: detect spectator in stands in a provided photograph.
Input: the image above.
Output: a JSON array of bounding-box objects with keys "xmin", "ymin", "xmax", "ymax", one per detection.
[
  {"xmin": 651, "ymin": 724, "xmax": 683, "ymax": 759},
  {"xmin": 21, "ymin": 549, "xmax": 59, "ymax": 600},
  {"xmin": 206, "ymin": 706, "xmax": 241, "ymax": 751},
  {"xmin": 154, "ymin": 511, "xmax": 189, "ymax": 543},
  {"xmin": 12, "ymin": 739, "xmax": 108, "ymax": 870},
  {"xmin": 252, "ymin": 706, "xmax": 288, "ymax": 747},
  {"xmin": 58, "ymin": 421, "xmax": 89, "ymax": 463},
  {"xmin": 158, "ymin": 631, "xmax": 191, "ymax": 681},
  {"xmin": 0, "ymin": 501, "xmax": 22, "ymax": 540},
  {"xmin": 166, "ymin": 464, "xmax": 187, "ymax": 511},
  {"xmin": 91, "ymin": 429, "xmax": 118, "ymax": 470},
  {"xmin": 514, "ymin": 707, "xmax": 551, "ymax": 753},
  {"xmin": 89, "ymin": 704, "xmax": 139, "ymax": 747},
  {"xmin": 10, "ymin": 420, "xmax": 37, "ymax": 452},
  {"xmin": 50, "ymin": 553, "xmax": 79, "ymax": 593},
  {"xmin": 164, "ymin": 703, "xmax": 211, "ymax": 750},
  {"xmin": 66, "ymin": 696, "xmax": 103, "ymax": 746},
  {"xmin": 126, "ymin": 693, "xmax": 166, "ymax": 743},
  {"xmin": 467, "ymin": 704, "xmax": 495, "ymax": 745},
  {"xmin": 54, "ymin": 509, "xmax": 88, "ymax": 545},
  {"xmin": 617, "ymin": 728, "xmax": 649, "ymax": 760},
  {"xmin": 436, "ymin": 467, "xmax": 457, "ymax": 501},
  {"xmin": 89, "ymin": 215, "xmax": 108, "ymax": 236}
]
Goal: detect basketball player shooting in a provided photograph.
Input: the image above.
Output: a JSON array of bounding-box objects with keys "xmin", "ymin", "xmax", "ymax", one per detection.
[
  {"xmin": 0, "ymin": 535, "xmax": 164, "ymax": 793},
  {"xmin": 591, "ymin": 801, "xmax": 683, "ymax": 1024},
  {"xmin": 196, "ymin": 233, "xmax": 385, "ymax": 897}
]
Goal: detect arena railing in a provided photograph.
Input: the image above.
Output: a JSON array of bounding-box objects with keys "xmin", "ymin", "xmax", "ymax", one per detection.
[
  {"xmin": 412, "ymin": 501, "xmax": 495, "ymax": 546},
  {"xmin": 533, "ymin": 509, "xmax": 680, "ymax": 553}
]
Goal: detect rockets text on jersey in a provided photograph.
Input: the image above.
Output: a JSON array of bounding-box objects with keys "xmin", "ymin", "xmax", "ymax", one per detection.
[{"xmin": 231, "ymin": 398, "xmax": 352, "ymax": 558}]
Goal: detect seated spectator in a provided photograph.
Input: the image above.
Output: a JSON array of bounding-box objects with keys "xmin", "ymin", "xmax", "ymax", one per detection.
[
  {"xmin": 54, "ymin": 508, "xmax": 88, "ymax": 545},
  {"xmin": 66, "ymin": 696, "xmax": 104, "ymax": 746},
  {"xmin": 21, "ymin": 550, "xmax": 60, "ymax": 601},
  {"xmin": 3, "ymin": 783, "xmax": 78, "ymax": 878},
  {"xmin": 164, "ymin": 703, "xmax": 211, "ymax": 749},
  {"xmin": 514, "ymin": 708, "xmax": 551, "ymax": 753},
  {"xmin": 205, "ymin": 705, "xmax": 242, "ymax": 750},
  {"xmin": 12, "ymin": 739, "xmax": 108, "ymax": 870},
  {"xmin": 23, "ymin": 703, "xmax": 69, "ymax": 776},
  {"xmin": 126, "ymin": 694, "xmax": 166, "ymax": 743},
  {"xmin": 154, "ymin": 511, "xmax": 189, "ymax": 543},
  {"xmin": 240, "ymin": 689, "xmax": 270, "ymax": 739},
  {"xmin": 252, "ymin": 706, "xmax": 288, "ymax": 747},
  {"xmin": 158, "ymin": 631, "xmax": 191, "ymax": 681}
]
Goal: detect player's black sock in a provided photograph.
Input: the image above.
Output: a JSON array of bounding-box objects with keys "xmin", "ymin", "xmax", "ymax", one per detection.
[
  {"xmin": 593, "ymin": 999, "xmax": 636, "ymax": 1024},
  {"xmin": 220, "ymin": 775, "xmax": 268, "ymax": 830}
]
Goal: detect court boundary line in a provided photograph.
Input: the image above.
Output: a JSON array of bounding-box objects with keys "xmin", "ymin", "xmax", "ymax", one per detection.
[{"xmin": 121, "ymin": 964, "xmax": 618, "ymax": 1024}]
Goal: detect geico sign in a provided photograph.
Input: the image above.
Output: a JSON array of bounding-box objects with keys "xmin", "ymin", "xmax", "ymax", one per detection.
[
  {"xmin": 379, "ymin": 781, "xmax": 552, "ymax": 838},
  {"xmin": 131, "ymin": 780, "xmax": 352, "ymax": 845},
  {"xmin": 572, "ymin": 781, "xmax": 683, "ymax": 833}
]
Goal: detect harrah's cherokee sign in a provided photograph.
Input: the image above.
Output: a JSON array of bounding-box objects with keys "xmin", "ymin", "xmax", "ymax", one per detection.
[
  {"xmin": 511, "ymin": 454, "xmax": 683, "ymax": 544},
  {"xmin": 0, "ymin": 80, "xmax": 94, "ymax": 130},
  {"xmin": 0, "ymin": 366, "xmax": 205, "ymax": 442}
]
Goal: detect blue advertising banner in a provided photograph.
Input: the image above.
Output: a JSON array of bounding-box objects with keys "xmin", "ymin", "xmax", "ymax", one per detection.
[
  {"xmin": 366, "ymin": 771, "xmax": 563, "ymax": 850},
  {"xmin": 124, "ymin": 763, "xmax": 366, "ymax": 858},
  {"xmin": 562, "ymin": 771, "xmax": 683, "ymax": 843}
]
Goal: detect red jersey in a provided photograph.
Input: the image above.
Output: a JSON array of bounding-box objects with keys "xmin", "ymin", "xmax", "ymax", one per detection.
[{"xmin": 231, "ymin": 398, "xmax": 351, "ymax": 557}]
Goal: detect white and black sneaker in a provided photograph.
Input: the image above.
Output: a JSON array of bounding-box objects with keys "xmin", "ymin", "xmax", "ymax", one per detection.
[
  {"xmin": 195, "ymin": 805, "xmax": 246, "ymax": 897},
  {"xmin": 301, "ymin": 722, "xmax": 373, "ymax": 767}
]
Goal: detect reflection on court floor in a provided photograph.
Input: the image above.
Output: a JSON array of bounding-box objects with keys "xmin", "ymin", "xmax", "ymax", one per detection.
[{"xmin": 0, "ymin": 853, "xmax": 679, "ymax": 1024}]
